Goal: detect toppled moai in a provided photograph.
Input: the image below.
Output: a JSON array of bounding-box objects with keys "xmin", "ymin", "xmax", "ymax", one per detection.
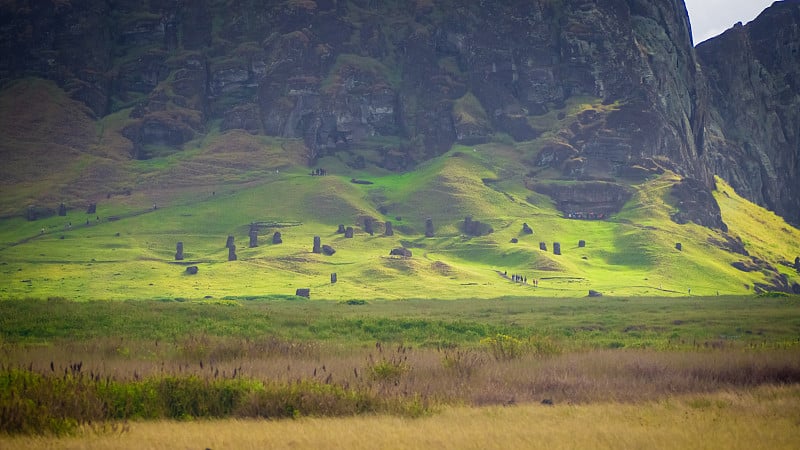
[
  {"xmin": 295, "ymin": 288, "xmax": 310, "ymax": 298},
  {"xmin": 322, "ymin": 244, "xmax": 336, "ymax": 256}
]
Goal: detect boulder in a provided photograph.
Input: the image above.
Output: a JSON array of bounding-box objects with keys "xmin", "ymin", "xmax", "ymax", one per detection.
[
  {"xmin": 510, "ymin": 238, "xmax": 518, "ymax": 243},
  {"xmin": 185, "ymin": 266, "xmax": 198, "ymax": 275},
  {"xmin": 588, "ymin": 290, "xmax": 603, "ymax": 297},
  {"xmin": 390, "ymin": 247, "xmax": 412, "ymax": 258}
]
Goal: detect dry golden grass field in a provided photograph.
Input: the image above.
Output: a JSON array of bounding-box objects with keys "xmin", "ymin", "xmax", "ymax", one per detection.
[{"xmin": 4, "ymin": 386, "xmax": 798, "ymax": 450}]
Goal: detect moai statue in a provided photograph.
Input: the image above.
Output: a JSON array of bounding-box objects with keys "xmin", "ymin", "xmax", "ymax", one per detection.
[
  {"xmin": 553, "ymin": 242, "xmax": 561, "ymax": 255},
  {"xmin": 331, "ymin": 273, "xmax": 337, "ymax": 284},
  {"xmin": 675, "ymin": 242, "xmax": 682, "ymax": 251},
  {"xmin": 313, "ymin": 236, "xmax": 322, "ymax": 253},
  {"xmin": 226, "ymin": 235, "xmax": 235, "ymax": 249},
  {"xmin": 228, "ymin": 244, "xmax": 237, "ymax": 261},
  {"xmin": 425, "ymin": 218, "xmax": 434, "ymax": 237},
  {"xmin": 464, "ymin": 216, "xmax": 473, "ymax": 235},
  {"xmin": 322, "ymin": 244, "xmax": 336, "ymax": 256},
  {"xmin": 539, "ymin": 242, "xmax": 547, "ymax": 251},
  {"xmin": 795, "ymin": 256, "xmax": 799, "ymax": 272},
  {"xmin": 578, "ymin": 240, "xmax": 586, "ymax": 248},
  {"xmin": 384, "ymin": 221, "xmax": 394, "ymax": 236},
  {"xmin": 273, "ymin": 231, "xmax": 282, "ymax": 244},
  {"xmin": 337, "ymin": 224, "xmax": 346, "ymax": 234},
  {"xmin": 175, "ymin": 242, "xmax": 184, "ymax": 260},
  {"xmin": 58, "ymin": 203, "xmax": 67, "ymax": 216},
  {"xmin": 249, "ymin": 230, "xmax": 258, "ymax": 248},
  {"xmin": 86, "ymin": 203, "xmax": 97, "ymax": 214},
  {"xmin": 345, "ymin": 227, "xmax": 354, "ymax": 238},
  {"xmin": 364, "ymin": 218, "xmax": 374, "ymax": 236},
  {"xmin": 522, "ymin": 223, "xmax": 533, "ymax": 234},
  {"xmin": 295, "ymin": 288, "xmax": 310, "ymax": 298}
]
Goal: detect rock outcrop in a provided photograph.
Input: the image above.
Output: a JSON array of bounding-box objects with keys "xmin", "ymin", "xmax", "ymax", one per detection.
[
  {"xmin": 698, "ymin": 1, "xmax": 800, "ymax": 226},
  {"xmin": 0, "ymin": 0, "xmax": 798, "ymax": 225}
]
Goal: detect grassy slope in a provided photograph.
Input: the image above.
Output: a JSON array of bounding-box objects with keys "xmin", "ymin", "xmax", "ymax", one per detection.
[{"xmin": 0, "ymin": 80, "xmax": 799, "ymax": 300}]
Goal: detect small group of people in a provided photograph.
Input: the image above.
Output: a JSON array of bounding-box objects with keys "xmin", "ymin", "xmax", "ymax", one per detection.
[{"xmin": 503, "ymin": 271, "xmax": 539, "ymax": 287}]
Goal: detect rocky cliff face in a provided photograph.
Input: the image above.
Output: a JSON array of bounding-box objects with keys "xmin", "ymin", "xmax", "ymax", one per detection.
[
  {"xmin": 0, "ymin": 0, "xmax": 797, "ymax": 226},
  {"xmin": 698, "ymin": 0, "xmax": 800, "ymax": 226}
]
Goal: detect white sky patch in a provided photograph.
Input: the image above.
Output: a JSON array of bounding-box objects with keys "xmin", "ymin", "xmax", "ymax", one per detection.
[{"xmin": 684, "ymin": 0, "xmax": 777, "ymax": 44}]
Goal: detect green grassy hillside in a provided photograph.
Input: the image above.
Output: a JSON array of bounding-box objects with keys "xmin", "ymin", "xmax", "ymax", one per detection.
[{"xmin": 1, "ymin": 79, "xmax": 799, "ymax": 301}]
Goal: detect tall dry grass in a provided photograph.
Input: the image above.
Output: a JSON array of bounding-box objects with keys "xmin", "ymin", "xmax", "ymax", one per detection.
[
  {"xmin": 5, "ymin": 337, "xmax": 800, "ymax": 402},
  {"xmin": 3, "ymin": 385, "xmax": 799, "ymax": 450}
]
